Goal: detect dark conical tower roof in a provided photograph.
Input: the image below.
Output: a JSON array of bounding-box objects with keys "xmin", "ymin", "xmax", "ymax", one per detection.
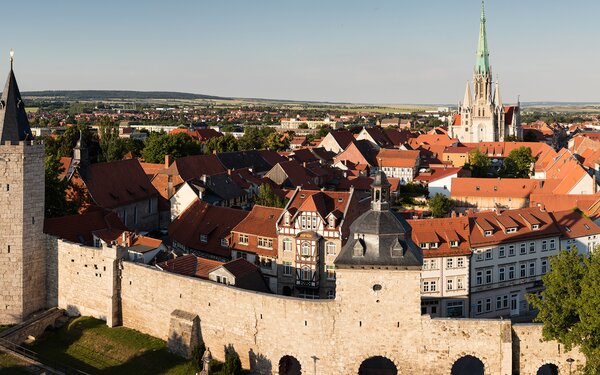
[{"xmin": 0, "ymin": 52, "xmax": 32, "ymax": 144}]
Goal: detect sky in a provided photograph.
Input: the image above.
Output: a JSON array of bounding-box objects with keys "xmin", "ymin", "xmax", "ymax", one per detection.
[{"xmin": 4, "ymin": 0, "xmax": 600, "ymax": 104}]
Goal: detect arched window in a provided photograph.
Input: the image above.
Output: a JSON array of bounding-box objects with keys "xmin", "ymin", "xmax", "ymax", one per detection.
[
  {"xmin": 301, "ymin": 267, "xmax": 311, "ymax": 281},
  {"xmin": 301, "ymin": 242, "xmax": 311, "ymax": 257}
]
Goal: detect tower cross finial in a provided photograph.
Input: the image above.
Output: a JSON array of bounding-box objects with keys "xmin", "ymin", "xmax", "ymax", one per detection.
[{"xmin": 9, "ymin": 49, "xmax": 13, "ymax": 70}]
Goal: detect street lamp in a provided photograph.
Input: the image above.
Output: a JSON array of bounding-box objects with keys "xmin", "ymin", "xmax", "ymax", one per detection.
[{"xmin": 566, "ymin": 357, "xmax": 574, "ymax": 375}]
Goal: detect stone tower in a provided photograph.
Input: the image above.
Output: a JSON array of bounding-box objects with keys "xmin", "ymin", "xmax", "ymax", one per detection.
[
  {"xmin": 0, "ymin": 51, "xmax": 46, "ymax": 324},
  {"xmin": 449, "ymin": 1, "xmax": 521, "ymax": 143},
  {"xmin": 334, "ymin": 171, "xmax": 423, "ymax": 315}
]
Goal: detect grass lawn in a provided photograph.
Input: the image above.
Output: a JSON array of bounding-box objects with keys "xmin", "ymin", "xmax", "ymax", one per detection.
[
  {"xmin": 0, "ymin": 352, "xmax": 36, "ymax": 374},
  {"xmin": 25, "ymin": 316, "xmax": 196, "ymax": 375}
]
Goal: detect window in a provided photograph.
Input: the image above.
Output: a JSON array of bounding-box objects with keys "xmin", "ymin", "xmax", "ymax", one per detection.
[
  {"xmin": 485, "ymin": 298, "xmax": 492, "ymax": 312},
  {"xmin": 429, "ymin": 259, "xmax": 438, "ymax": 270},
  {"xmin": 529, "ymin": 242, "xmax": 535, "ymax": 253},
  {"xmin": 484, "ymin": 230, "xmax": 492, "ymax": 237},
  {"xmin": 450, "ymin": 241, "xmax": 458, "ymax": 247},
  {"xmin": 283, "ymin": 238, "xmax": 292, "ymax": 252},
  {"xmin": 447, "ymin": 279, "xmax": 454, "ymax": 291},
  {"xmin": 301, "ymin": 242, "xmax": 311, "ymax": 256},
  {"xmin": 257, "ymin": 237, "xmax": 273, "ymax": 249},
  {"xmin": 431, "ymin": 242, "xmax": 439, "ymax": 249},
  {"xmin": 301, "ymin": 267, "xmax": 311, "ymax": 281},
  {"xmin": 301, "ymin": 216, "xmax": 307, "ymax": 229},
  {"xmin": 506, "ymin": 227, "xmax": 517, "ymax": 233},
  {"xmin": 508, "ymin": 265, "xmax": 515, "ymax": 279},
  {"xmin": 259, "ymin": 257, "xmax": 272, "ymax": 268},
  {"xmin": 283, "ymin": 261, "xmax": 292, "ymax": 276},
  {"xmin": 422, "ymin": 281, "xmax": 430, "ymax": 293},
  {"xmin": 327, "ymin": 290, "xmax": 335, "ymax": 299},
  {"xmin": 237, "ymin": 252, "xmax": 247, "ymax": 260},
  {"xmin": 457, "ymin": 257, "xmax": 464, "ymax": 268},
  {"xmin": 520, "ymin": 264, "xmax": 526, "ymax": 278},
  {"xmin": 485, "ymin": 249, "xmax": 492, "ymax": 260},
  {"xmin": 499, "ymin": 267, "xmax": 505, "ymax": 282},
  {"xmin": 532, "ymin": 224, "xmax": 539, "ymax": 230},
  {"xmin": 239, "ymin": 234, "xmax": 249, "ymax": 245},
  {"xmin": 476, "ymin": 271, "xmax": 483, "ymax": 285},
  {"xmin": 420, "ymin": 243, "xmax": 428, "ymax": 249},
  {"xmin": 446, "ymin": 301, "xmax": 463, "ymax": 317},
  {"xmin": 520, "ymin": 243, "xmax": 526, "ymax": 255},
  {"xmin": 503, "ymin": 295, "xmax": 509, "ymax": 309},
  {"xmin": 457, "ymin": 278, "xmax": 464, "ymax": 289},
  {"xmin": 476, "ymin": 300, "xmax": 483, "ymax": 314},
  {"xmin": 508, "ymin": 245, "xmax": 515, "ymax": 257},
  {"xmin": 430, "ymin": 280, "xmax": 437, "ymax": 292},
  {"xmin": 476, "ymin": 252, "xmax": 483, "ymax": 261},
  {"xmin": 328, "ymin": 216, "xmax": 335, "ymax": 228},
  {"xmin": 200, "ymin": 234, "xmax": 208, "ymax": 243},
  {"xmin": 499, "ymin": 246, "xmax": 505, "ymax": 258},
  {"xmin": 284, "ymin": 212, "xmax": 290, "ymax": 225},
  {"xmin": 529, "ymin": 262, "xmax": 535, "ymax": 276},
  {"xmin": 325, "ymin": 265, "xmax": 336, "ymax": 280},
  {"xmin": 541, "ymin": 259, "xmax": 548, "ymax": 274},
  {"xmin": 446, "ymin": 258, "xmax": 453, "ymax": 269},
  {"xmin": 496, "ymin": 296, "xmax": 502, "ymax": 310},
  {"xmin": 220, "ymin": 238, "xmax": 229, "ymax": 248},
  {"xmin": 326, "ymin": 242, "xmax": 336, "ymax": 256},
  {"xmin": 485, "ymin": 269, "xmax": 492, "ymax": 284},
  {"xmin": 542, "ymin": 240, "xmax": 547, "ymax": 251},
  {"xmin": 549, "ymin": 239, "xmax": 556, "ymax": 250}
]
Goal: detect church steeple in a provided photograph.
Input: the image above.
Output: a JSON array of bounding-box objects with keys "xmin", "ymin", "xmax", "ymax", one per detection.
[
  {"xmin": 463, "ymin": 81, "xmax": 472, "ymax": 108},
  {"xmin": 0, "ymin": 50, "xmax": 32, "ymax": 144},
  {"xmin": 475, "ymin": 0, "xmax": 490, "ymax": 75}
]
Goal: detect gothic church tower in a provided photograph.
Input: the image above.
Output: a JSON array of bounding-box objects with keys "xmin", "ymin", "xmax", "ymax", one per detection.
[
  {"xmin": 450, "ymin": 1, "xmax": 521, "ymax": 143},
  {"xmin": 0, "ymin": 51, "xmax": 46, "ymax": 324}
]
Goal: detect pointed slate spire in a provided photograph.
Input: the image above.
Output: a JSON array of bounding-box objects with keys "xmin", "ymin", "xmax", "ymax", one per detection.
[
  {"xmin": 475, "ymin": 0, "xmax": 490, "ymax": 74},
  {"xmin": 0, "ymin": 50, "xmax": 32, "ymax": 144},
  {"xmin": 463, "ymin": 81, "xmax": 472, "ymax": 108}
]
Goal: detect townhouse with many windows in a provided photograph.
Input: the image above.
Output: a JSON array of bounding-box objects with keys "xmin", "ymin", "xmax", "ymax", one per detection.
[
  {"xmin": 276, "ymin": 187, "xmax": 368, "ymax": 299},
  {"xmin": 467, "ymin": 208, "xmax": 561, "ymax": 318},
  {"xmin": 409, "ymin": 216, "xmax": 471, "ymax": 318},
  {"xmin": 375, "ymin": 149, "xmax": 420, "ymax": 185},
  {"xmin": 229, "ymin": 205, "xmax": 284, "ymax": 293},
  {"xmin": 549, "ymin": 209, "xmax": 600, "ymax": 254}
]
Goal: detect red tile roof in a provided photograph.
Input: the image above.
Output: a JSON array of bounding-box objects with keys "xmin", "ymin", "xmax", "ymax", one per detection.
[
  {"xmin": 231, "ymin": 205, "xmax": 283, "ymax": 257},
  {"xmin": 376, "ymin": 149, "xmax": 420, "ymax": 168},
  {"xmin": 549, "ymin": 210, "xmax": 600, "ymax": 239},
  {"xmin": 157, "ymin": 254, "xmax": 223, "ymax": 279},
  {"xmin": 168, "ymin": 199, "xmax": 249, "ymax": 259},
  {"xmin": 408, "ymin": 216, "xmax": 471, "ymax": 258},
  {"xmin": 44, "ymin": 209, "xmax": 127, "ymax": 245},
  {"xmin": 451, "ymin": 178, "xmax": 541, "ymax": 199}
]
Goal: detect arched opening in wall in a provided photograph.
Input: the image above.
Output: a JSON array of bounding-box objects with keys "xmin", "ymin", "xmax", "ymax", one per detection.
[
  {"xmin": 279, "ymin": 355, "xmax": 301, "ymax": 375},
  {"xmin": 451, "ymin": 355, "xmax": 484, "ymax": 375},
  {"xmin": 282, "ymin": 286, "xmax": 292, "ymax": 296},
  {"xmin": 537, "ymin": 363, "xmax": 559, "ymax": 375},
  {"xmin": 358, "ymin": 356, "xmax": 397, "ymax": 375}
]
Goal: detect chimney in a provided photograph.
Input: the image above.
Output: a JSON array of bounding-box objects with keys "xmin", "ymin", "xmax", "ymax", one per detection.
[
  {"xmin": 450, "ymin": 211, "xmax": 457, "ymax": 218},
  {"xmin": 164, "ymin": 154, "xmax": 172, "ymax": 168}
]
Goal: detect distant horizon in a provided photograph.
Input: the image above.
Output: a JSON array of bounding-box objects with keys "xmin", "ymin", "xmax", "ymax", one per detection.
[{"xmin": 5, "ymin": 0, "xmax": 600, "ymax": 104}]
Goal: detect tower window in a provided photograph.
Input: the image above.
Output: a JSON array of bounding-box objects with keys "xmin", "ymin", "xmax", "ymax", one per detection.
[
  {"xmin": 32, "ymin": 217, "xmax": 35, "ymax": 225},
  {"xmin": 7, "ymin": 245, "xmax": 10, "ymax": 254}
]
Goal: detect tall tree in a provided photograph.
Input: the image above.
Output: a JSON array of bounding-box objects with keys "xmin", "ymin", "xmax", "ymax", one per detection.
[
  {"xmin": 499, "ymin": 146, "xmax": 535, "ymax": 178},
  {"xmin": 466, "ymin": 149, "xmax": 491, "ymax": 178},
  {"xmin": 428, "ymin": 193, "xmax": 454, "ymax": 218},
  {"xmin": 527, "ymin": 249, "xmax": 600, "ymax": 373},
  {"xmin": 254, "ymin": 184, "xmax": 285, "ymax": 208},
  {"xmin": 205, "ymin": 134, "xmax": 238, "ymax": 153},
  {"xmin": 264, "ymin": 132, "xmax": 289, "ymax": 151},
  {"xmin": 44, "ymin": 155, "xmax": 76, "ymax": 218},
  {"xmin": 141, "ymin": 132, "xmax": 202, "ymax": 163}
]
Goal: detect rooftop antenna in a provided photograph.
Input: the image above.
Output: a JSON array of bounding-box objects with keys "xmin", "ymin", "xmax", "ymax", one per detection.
[{"xmin": 9, "ymin": 49, "xmax": 13, "ymax": 70}]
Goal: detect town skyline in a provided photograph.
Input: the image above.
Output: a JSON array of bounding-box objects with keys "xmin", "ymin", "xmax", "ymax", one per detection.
[{"xmin": 4, "ymin": 0, "xmax": 600, "ymax": 104}]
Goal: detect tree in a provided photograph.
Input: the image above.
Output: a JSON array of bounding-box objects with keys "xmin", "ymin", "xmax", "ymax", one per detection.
[
  {"xmin": 141, "ymin": 132, "xmax": 202, "ymax": 163},
  {"xmin": 99, "ymin": 124, "xmax": 128, "ymax": 162},
  {"xmin": 523, "ymin": 130, "xmax": 539, "ymax": 142},
  {"xmin": 466, "ymin": 149, "xmax": 491, "ymax": 178},
  {"xmin": 44, "ymin": 155, "xmax": 76, "ymax": 218},
  {"xmin": 429, "ymin": 193, "xmax": 454, "ymax": 218},
  {"xmin": 205, "ymin": 134, "xmax": 238, "ymax": 154},
  {"xmin": 221, "ymin": 345, "xmax": 242, "ymax": 375},
  {"xmin": 264, "ymin": 132, "xmax": 289, "ymax": 151},
  {"xmin": 316, "ymin": 125, "xmax": 332, "ymax": 139},
  {"xmin": 499, "ymin": 146, "xmax": 534, "ymax": 178},
  {"xmin": 527, "ymin": 249, "xmax": 600, "ymax": 373},
  {"xmin": 254, "ymin": 184, "xmax": 285, "ymax": 208}
]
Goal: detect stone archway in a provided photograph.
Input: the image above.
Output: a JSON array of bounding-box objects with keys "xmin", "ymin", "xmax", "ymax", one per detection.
[
  {"xmin": 279, "ymin": 355, "xmax": 301, "ymax": 375},
  {"xmin": 358, "ymin": 356, "xmax": 398, "ymax": 375},
  {"xmin": 451, "ymin": 355, "xmax": 484, "ymax": 375},
  {"xmin": 537, "ymin": 363, "xmax": 559, "ymax": 375}
]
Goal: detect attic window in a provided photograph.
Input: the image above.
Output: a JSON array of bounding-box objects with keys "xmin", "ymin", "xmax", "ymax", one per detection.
[
  {"xmin": 564, "ymin": 226, "xmax": 571, "ymax": 233},
  {"xmin": 531, "ymin": 224, "xmax": 539, "ymax": 230},
  {"xmin": 493, "ymin": 186, "xmax": 497, "ymax": 191},
  {"xmin": 430, "ymin": 242, "xmax": 438, "ymax": 249},
  {"xmin": 450, "ymin": 241, "xmax": 458, "ymax": 247},
  {"xmin": 353, "ymin": 239, "xmax": 365, "ymax": 257},
  {"xmin": 584, "ymin": 224, "xmax": 591, "ymax": 230},
  {"xmin": 338, "ymin": 197, "xmax": 343, "ymax": 202},
  {"xmin": 300, "ymin": 194, "xmax": 306, "ymax": 199},
  {"xmin": 506, "ymin": 227, "xmax": 517, "ymax": 234},
  {"xmin": 476, "ymin": 186, "xmax": 480, "ymax": 191},
  {"xmin": 484, "ymin": 230, "xmax": 493, "ymax": 237},
  {"xmin": 200, "ymin": 234, "xmax": 208, "ymax": 243},
  {"xmin": 419, "ymin": 243, "xmax": 428, "ymax": 249}
]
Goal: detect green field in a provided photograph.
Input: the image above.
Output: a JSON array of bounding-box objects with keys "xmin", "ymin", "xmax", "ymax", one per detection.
[{"xmin": 24, "ymin": 317, "xmax": 196, "ymax": 374}]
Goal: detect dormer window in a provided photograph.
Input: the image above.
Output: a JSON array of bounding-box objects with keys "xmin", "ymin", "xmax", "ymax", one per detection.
[
  {"xmin": 220, "ymin": 238, "xmax": 229, "ymax": 248},
  {"xmin": 284, "ymin": 212, "xmax": 290, "ymax": 225},
  {"xmin": 328, "ymin": 216, "xmax": 336, "ymax": 228},
  {"xmin": 531, "ymin": 224, "xmax": 539, "ymax": 230},
  {"xmin": 484, "ymin": 230, "xmax": 493, "ymax": 237},
  {"xmin": 506, "ymin": 227, "xmax": 517, "ymax": 234},
  {"xmin": 200, "ymin": 234, "xmax": 208, "ymax": 243},
  {"xmin": 430, "ymin": 242, "xmax": 439, "ymax": 249},
  {"xmin": 420, "ymin": 243, "xmax": 428, "ymax": 249},
  {"xmin": 450, "ymin": 241, "xmax": 458, "ymax": 248}
]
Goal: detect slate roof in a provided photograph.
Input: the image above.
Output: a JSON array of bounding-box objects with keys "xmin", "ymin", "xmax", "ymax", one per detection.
[
  {"xmin": 218, "ymin": 258, "xmax": 271, "ymax": 293},
  {"xmin": 82, "ymin": 158, "xmax": 159, "ymax": 209},
  {"xmin": 188, "ymin": 173, "xmax": 246, "ymax": 203},
  {"xmin": 217, "ymin": 150, "xmax": 273, "ymax": 173},
  {"xmin": 0, "ymin": 66, "xmax": 33, "ymax": 143}
]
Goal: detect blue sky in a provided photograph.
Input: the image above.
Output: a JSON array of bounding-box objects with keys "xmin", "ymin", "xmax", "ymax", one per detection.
[{"xmin": 5, "ymin": 0, "xmax": 600, "ymax": 103}]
